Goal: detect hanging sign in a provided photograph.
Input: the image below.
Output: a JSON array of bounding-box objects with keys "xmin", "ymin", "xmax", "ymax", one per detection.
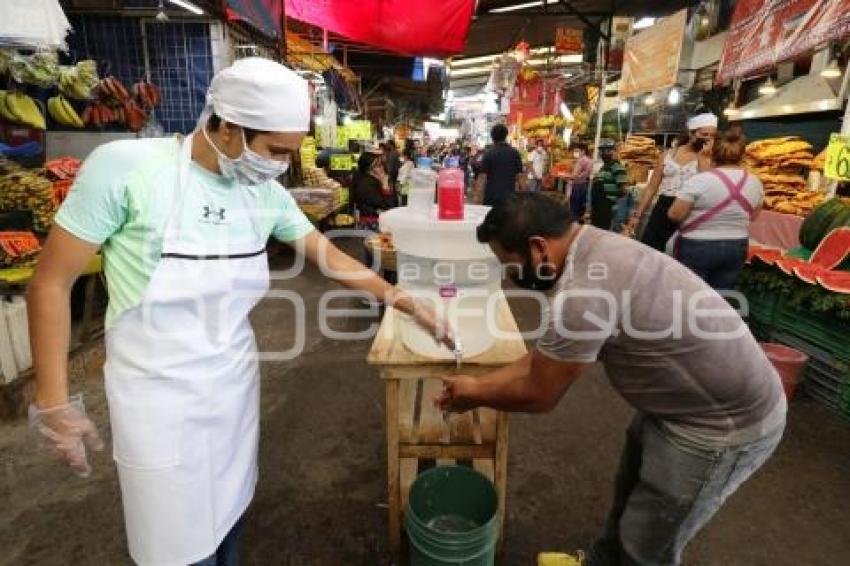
[
  {"xmin": 824, "ymin": 134, "xmax": 850, "ymax": 181},
  {"xmin": 555, "ymin": 27, "xmax": 584, "ymax": 55},
  {"xmin": 347, "ymin": 120, "xmax": 372, "ymax": 140},
  {"xmin": 335, "ymin": 126, "xmax": 349, "ymax": 149},
  {"xmin": 717, "ymin": 0, "xmax": 850, "ymax": 84},
  {"xmin": 619, "ymin": 9, "xmax": 687, "ymax": 98}
]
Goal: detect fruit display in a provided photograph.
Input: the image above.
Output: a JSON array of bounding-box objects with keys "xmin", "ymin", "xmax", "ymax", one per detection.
[
  {"xmin": 570, "ymin": 107, "xmax": 590, "ymax": 137},
  {"xmin": 0, "ymin": 231, "xmax": 41, "ymax": 268},
  {"xmin": 95, "ymin": 76, "xmax": 130, "ymax": 102},
  {"xmin": 9, "ymin": 51, "xmax": 60, "ymax": 88},
  {"xmin": 133, "ymin": 80, "xmax": 162, "ymax": 110},
  {"xmin": 78, "ymin": 76, "xmax": 151, "ymax": 132},
  {"xmin": 0, "ymin": 166, "xmax": 57, "ymax": 233},
  {"xmin": 0, "ymin": 90, "xmax": 46, "ymax": 129},
  {"xmin": 58, "ymin": 60, "xmax": 99, "ymax": 100},
  {"xmin": 47, "ymin": 95, "xmax": 84, "ymax": 128},
  {"xmin": 522, "ymin": 115, "xmax": 568, "ymax": 140},
  {"xmin": 799, "ymin": 198, "xmax": 850, "ymax": 250}
]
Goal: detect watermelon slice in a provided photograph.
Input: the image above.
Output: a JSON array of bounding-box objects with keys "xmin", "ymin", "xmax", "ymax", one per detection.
[
  {"xmin": 793, "ymin": 264, "xmax": 829, "ymax": 285},
  {"xmin": 817, "ymin": 271, "xmax": 850, "ymax": 294},
  {"xmin": 808, "ymin": 227, "xmax": 850, "ymax": 271},
  {"xmin": 775, "ymin": 257, "xmax": 809, "ymax": 276},
  {"xmin": 750, "ymin": 248, "xmax": 784, "ymax": 266}
]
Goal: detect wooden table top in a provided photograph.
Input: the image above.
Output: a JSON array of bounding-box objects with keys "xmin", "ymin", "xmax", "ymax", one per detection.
[{"xmin": 367, "ymin": 291, "xmax": 527, "ymax": 369}]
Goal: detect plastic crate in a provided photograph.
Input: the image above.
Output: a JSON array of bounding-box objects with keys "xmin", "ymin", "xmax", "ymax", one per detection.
[
  {"xmin": 773, "ymin": 304, "xmax": 850, "ymax": 363},
  {"xmin": 745, "ymin": 291, "xmax": 781, "ymax": 326}
]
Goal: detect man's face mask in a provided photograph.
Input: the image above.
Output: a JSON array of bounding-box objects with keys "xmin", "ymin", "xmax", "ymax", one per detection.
[
  {"xmin": 510, "ymin": 250, "xmax": 560, "ymax": 291},
  {"xmin": 203, "ymin": 125, "xmax": 290, "ymax": 185}
]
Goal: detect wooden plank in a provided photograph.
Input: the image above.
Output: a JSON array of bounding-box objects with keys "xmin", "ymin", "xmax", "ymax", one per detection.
[
  {"xmin": 384, "ymin": 379, "xmax": 402, "ymax": 559},
  {"xmin": 449, "ymin": 409, "xmax": 476, "ymax": 445},
  {"xmin": 398, "ymin": 378, "xmax": 419, "ymax": 444},
  {"xmin": 416, "ymin": 379, "xmax": 447, "ymax": 445},
  {"xmin": 479, "ymin": 407, "xmax": 500, "ymax": 444},
  {"xmin": 495, "ymin": 411, "xmax": 510, "ymax": 545},
  {"xmin": 367, "ymin": 291, "xmax": 528, "ymax": 368},
  {"xmin": 473, "ymin": 459, "xmax": 495, "ymax": 483},
  {"xmin": 399, "ymin": 444, "xmax": 494, "ymax": 459},
  {"xmin": 399, "ymin": 458, "xmax": 418, "ymax": 518}
]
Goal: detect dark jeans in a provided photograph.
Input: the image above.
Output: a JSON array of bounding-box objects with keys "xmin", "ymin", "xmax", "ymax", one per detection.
[
  {"xmin": 641, "ymin": 195, "xmax": 678, "ymax": 251},
  {"xmin": 569, "ymin": 181, "xmax": 588, "ymax": 220},
  {"xmin": 677, "ymin": 237, "xmax": 749, "ymax": 291},
  {"xmin": 586, "ymin": 415, "xmax": 783, "ymax": 566},
  {"xmin": 191, "ymin": 517, "xmax": 244, "ymax": 566}
]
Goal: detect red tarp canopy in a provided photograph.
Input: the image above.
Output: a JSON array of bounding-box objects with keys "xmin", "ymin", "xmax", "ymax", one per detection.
[
  {"xmin": 284, "ymin": 0, "xmax": 477, "ymax": 57},
  {"xmin": 717, "ymin": 0, "xmax": 850, "ymax": 83}
]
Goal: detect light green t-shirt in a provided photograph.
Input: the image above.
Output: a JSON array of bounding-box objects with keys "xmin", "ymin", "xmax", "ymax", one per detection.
[{"xmin": 55, "ymin": 137, "xmax": 315, "ymax": 328}]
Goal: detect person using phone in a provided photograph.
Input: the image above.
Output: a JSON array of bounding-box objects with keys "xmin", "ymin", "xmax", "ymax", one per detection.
[{"xmin": 627, "ymin": 113, "xmax": 717, "ymax": 251}]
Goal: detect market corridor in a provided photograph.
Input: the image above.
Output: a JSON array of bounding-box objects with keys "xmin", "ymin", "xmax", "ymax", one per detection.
[{"xmin": 2, "ymin": 243, "xmax": 849, "ymax": 565}]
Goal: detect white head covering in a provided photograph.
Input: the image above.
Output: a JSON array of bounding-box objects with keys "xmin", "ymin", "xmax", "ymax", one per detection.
[
  {"xmin": 197, "ymin": 57, "xmax": 310, "ymax": 132},
  {"xmin": 687, "ymin": 113, "xmax": 718, "ymax": 131}
]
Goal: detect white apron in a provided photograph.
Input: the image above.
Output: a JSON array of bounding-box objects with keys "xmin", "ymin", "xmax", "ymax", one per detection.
[{"xmin": 104, "ymin": 134, "xmax": 270, "ymax": 565}]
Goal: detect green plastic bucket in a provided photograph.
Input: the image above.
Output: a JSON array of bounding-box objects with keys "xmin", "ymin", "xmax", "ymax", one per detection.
[{"xmin": 405, "ymin": 465, "xmax": 499, "ymax": 565}]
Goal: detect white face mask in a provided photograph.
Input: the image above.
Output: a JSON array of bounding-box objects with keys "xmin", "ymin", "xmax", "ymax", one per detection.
[
  {"xmin": 203, "ymin": 125, "xmax": 290, "ymax": 185},
  {"xmin": 573, "ymin": 150, "xmax": 581, "ymax": 158}
]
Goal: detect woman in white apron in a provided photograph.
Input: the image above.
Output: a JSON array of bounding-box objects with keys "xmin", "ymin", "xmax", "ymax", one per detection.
[{"xmin": 26, "ymin": 58, "xmax": 452, "ymax": 565}]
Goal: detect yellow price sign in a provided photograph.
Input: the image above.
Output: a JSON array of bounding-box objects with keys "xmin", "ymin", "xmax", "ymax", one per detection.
[
  {"xmin": 824, "ymin": 133, "xmax": 850, "ymax": 181},
  {"xmin": 347, "ymin": 120, "xmax": 372, "ymax": 140},
  {"xmin": 330, "ymin": 153, "xmax": 353, "ymax": 171},
  {"xmin": 335, "ymin": 126, "xmax": 349, "ymax": 149}
]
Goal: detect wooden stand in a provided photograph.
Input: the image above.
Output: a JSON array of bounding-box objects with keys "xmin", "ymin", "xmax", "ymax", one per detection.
[{"xmin": 367, "ymin": 292, "xmax": 527, "ymax": 558}]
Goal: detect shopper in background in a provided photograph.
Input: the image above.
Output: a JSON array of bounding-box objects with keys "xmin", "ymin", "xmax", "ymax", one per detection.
[
  {"xmin": 384, "ymin": 139, "xmax": 401, "ymax": 191},
  {"xmin": 566, "ymin": 142, "xmax": 592, "ymax": 220},
  {"xmin": 26, "ymin": 58, "xmax": 454, "ymax": 566},
  {"xmin": 629, "ymin": 113, "xmax": 717, "ymax": 250},
  {"xmin": 668, "ymin": 130, "xmax": 763, "ymax": 291},
  {"xmin": 589, "ymin": 138, "xmax": 628, "ymax": 230},
  {"xmin": 438, "ymin": 193, "xmax": 785, "ymax": 566},
  {"xmin": 396, "ymin": 148, "xmax": 416, "ymax": 206},
  {"xmin": 528, "ymin": 139, "xmax": 549, "ymax": 193},
  {"xmin": 353, "ymin": 146, "xmax": 395, "ymax": 230},
  {"xmin": 474, "ymin": 123, "xmax": 524, "ymax": 206}
]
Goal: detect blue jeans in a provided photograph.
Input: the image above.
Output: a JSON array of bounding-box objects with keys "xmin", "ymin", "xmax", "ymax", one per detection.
[
  {"xmin": 191, "ymin": 517, "xmax": 244, "ymax": 566},
  {"xmin": 586, "ymin": 415, "xmax": 783, "ymax": 566},
  {"xmin": 676, "ymin": 237, "xmax": 749, "ymax": 291}
]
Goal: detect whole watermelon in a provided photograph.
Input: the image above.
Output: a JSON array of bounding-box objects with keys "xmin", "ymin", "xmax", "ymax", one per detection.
[{"xmin": 799, "ymin": 198, "xmax": 850, "ymax": 250}]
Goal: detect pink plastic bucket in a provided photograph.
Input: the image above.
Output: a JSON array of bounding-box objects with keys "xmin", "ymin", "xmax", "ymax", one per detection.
[{"xmin": 761, "ymin": 343, "xmax": 809, "ymax": 400}]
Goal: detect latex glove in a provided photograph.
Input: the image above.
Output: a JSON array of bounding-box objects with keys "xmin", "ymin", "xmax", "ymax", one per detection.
[
  {"xmin": 29, "ymin": 394, "xmax": 104, "ymax": 478},
  {"xmin": 436, "ymin": 375, "xmax": 481, "ymax": 413},
  {"xmin": 411, "ymin": 298, "xmax": 457, "ymax": 351}
]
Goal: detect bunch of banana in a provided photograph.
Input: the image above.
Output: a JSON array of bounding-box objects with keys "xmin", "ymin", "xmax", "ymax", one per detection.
[
  {"xmin": 76, "ymin": 60, "xmax": 99, "ymax": 86},
  {"xmin": 58, "ymin": 66, "xmax": 93, "ymax": 100},
  {"xmin": 10, "ymin": 51, "xmax": 59, "ymax": 88},
  {"xmin": 47, "ymin": 95, "xmax": 85, "ymax": 128},
  {"xmin": 0, "ymin": 169, "xmax": 57, "ymax": 233},
  {"xmin": 0, "ymin": 90, "xmax": 46, "ymax": 129}
]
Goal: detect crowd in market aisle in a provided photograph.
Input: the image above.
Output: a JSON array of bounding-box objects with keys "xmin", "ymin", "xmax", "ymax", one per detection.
[{"xmin": 348, "ymin": 110, "xmax": 762, "ymax": 294}]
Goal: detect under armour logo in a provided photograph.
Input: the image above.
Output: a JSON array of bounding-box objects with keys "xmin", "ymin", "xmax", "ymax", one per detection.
[{"xmin": 202, "ymin": 206, "xmax": 226, "ymax": 221}]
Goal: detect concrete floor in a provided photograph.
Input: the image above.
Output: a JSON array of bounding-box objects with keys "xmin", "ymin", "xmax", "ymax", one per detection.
[{"xmin": 2, "ymin": 241, "xmax": 850, "ymax": 565}]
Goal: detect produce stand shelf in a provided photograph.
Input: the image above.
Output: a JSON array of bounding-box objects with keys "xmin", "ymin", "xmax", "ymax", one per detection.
[{"xmin": 367, "ymin": 292, "xmax": 526, "ymax": 558}]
